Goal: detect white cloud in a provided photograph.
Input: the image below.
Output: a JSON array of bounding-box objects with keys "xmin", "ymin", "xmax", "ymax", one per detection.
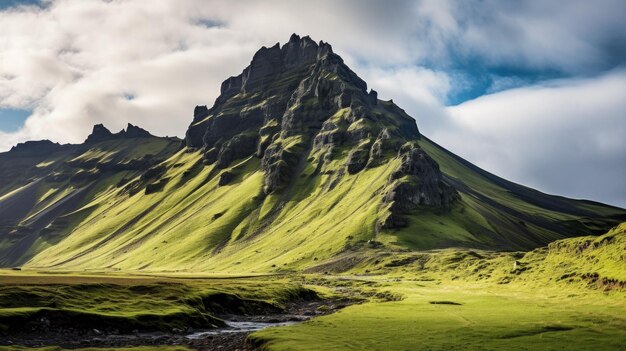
[
  {"xmin": 436, "ymin": 70, "xmax": 626, "ymax": 207},
  {"xmin": 355, "ymin": 65, "xmax": 452, "ymax": 134}
]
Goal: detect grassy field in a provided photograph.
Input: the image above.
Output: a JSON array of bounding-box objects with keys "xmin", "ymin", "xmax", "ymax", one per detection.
[
  {"xmin": 254, "ymin": 278, "xmax": 625, "ymax": 351},
  {"xmin": 253, "ymin": 226, "xmax": 626, "ymax": 350}
]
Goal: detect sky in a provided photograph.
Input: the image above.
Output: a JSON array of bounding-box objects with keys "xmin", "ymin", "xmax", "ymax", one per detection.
[{"xmin": 0, "ymin": 0, "xmax": 625, "ymax": 207}]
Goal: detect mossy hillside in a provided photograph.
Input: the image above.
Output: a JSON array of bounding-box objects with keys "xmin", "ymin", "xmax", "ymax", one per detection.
[
  {"xmin": 310, "ymin": 222, "xmax": 626, "ymax": 294},
  {"xmin": 4, "ymin": 35, "xmax": 626, "ymax": 272},
  {"xmin": 0, "ymin": 137, "xmax": 180, "ymax": 267},
  {"xmin": 20, "ymin": 130, "xmax": 626, "ymax": 272},
  {"xmin": 26, "ymin": 144, "xmax": 401, "ymax": 271},
  {"xmin": 27, "ymin": 152, "xmax": 263, "ymax": 269},
  {"xmin": 421, "ymin": 137, "xmax": 624, "ymax": 220}
]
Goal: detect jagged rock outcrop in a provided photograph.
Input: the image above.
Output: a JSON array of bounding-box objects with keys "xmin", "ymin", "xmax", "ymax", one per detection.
[
  {"xmin": 85, "ymin": 124, "xmax": 114, "ymax": 144},
  {"xmin": 215, "ymin": 133, "xmax": 259, "ymax": 169},
  {"xmin": 346, "ymin": 145, "xmax": 370, "ymax": 174},
  {"xmin": 380, "ymin": 145, "xmax": 460, "ymax": 228},
  {"xmin": 85, "ymin": 123, "xmax": 152, "ymax": 144},
  {"xmin": 124, "ymin": 123, "xmax": 152, "ymax": 138}
]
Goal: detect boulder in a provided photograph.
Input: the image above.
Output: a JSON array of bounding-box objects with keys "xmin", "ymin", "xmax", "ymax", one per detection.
[
  {"xmin": 346, "ymin": 146, "xmax": 369, "ymax": 174},
  {"xmin": 215, "ymin": 133, "xmax": 259, "ymax": 169},
  {"xmin": 218, "ymin": 171, "xmax": 235, "ymax": 186}
]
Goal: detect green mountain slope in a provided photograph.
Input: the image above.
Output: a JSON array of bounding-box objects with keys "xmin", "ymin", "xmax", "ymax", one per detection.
[
  {"xmin": 0, "ymin": 35, "xmax": 624, "ymax": 271},
  {"xmin": 0, "ymin": 125, "xmax": 181, "ymax": 266}
]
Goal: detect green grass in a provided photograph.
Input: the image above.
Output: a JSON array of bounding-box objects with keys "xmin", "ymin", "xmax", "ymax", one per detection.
[
  {"xmin": 253, "ymin": 279, "xmax": 625, "ymax": 351},
  {"xmin": 252, "ymin": 225, "xmax": 626, "ymax": 350}
]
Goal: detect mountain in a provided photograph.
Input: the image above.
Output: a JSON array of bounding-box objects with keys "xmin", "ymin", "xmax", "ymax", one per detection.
[{"xmin": 0, "ymin": 34, "xmax": 624, "ymax": 271}]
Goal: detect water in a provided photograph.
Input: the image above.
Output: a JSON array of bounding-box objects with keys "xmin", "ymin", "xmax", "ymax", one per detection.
[{"xmin": 186, "ymin": 320, "xmax": 300, "ymax": 339}]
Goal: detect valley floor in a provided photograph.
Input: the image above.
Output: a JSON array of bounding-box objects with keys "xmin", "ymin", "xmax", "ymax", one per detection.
[
  {"xmin": 0, "ymin": 269, "xmax": 623, "ymax": 351},
  {"xmin": 256, "ymin": 277, "xmax": 626, "ymax": 351}
]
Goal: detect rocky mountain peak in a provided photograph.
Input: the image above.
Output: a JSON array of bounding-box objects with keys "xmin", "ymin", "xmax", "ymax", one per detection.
[
  {"xmin": 183, "ymin": 34, "xmax": 450, "ymax": 215},
  {"xmin": 124, "ymin": 123, "xmax": 152, "ymax": 138},
  {"xmin": 85, "ymin": 123, "xmax": 152, "ymax": 144},
  {"xmin": 85, "ymin": 124, "xmax": 114, "ymax": 144},
  {"xmin": 218, "ymin": 34, "xmax": 338, "ymax": 98}
]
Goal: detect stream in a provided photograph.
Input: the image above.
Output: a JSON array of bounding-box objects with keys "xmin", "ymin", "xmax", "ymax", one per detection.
[{"xmin": 187, "ymin": 319, "xmax": 302, "ymax": 339}]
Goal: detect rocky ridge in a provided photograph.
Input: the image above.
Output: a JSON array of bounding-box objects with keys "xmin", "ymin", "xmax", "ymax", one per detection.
[{"xmin": 85, "ymin": 123, "xmax": 153, "ymax": 144}]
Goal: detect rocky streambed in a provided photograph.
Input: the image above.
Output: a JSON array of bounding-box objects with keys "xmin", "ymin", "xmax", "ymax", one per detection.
[{"xmin": 1, "ymin": 298, "xmax": 352, "ymax": 351}]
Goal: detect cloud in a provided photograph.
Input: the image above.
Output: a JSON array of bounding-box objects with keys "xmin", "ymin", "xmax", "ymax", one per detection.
[
  {"xmin": 355, "ymin": 66, "xmax": 453, "ymax": 134},
  {"xmin": 436, "ymin": 69, "xmax": 626, "ymax": 207}
]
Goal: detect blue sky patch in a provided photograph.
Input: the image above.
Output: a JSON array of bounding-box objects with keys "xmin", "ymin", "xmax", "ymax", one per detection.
[
  {"xmin": 0, "ymin": 0, "xmax": 41, "ymax": 10},
  {"xmin": 0, "ymin": 108, "xmax": 30, "ymax": 132}
]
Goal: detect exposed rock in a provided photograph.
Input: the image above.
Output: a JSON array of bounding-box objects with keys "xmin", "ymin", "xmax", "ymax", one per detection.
[
  {"xmin": 368, "ymin": 89, "xmax": 378, "ymax": 105},
  {"xmin": 145, "ymin": 178, "xmax": 169, "ymax": 194},
  {"xmin": 256, "ymin": 135, "xmax": 274, "ymax": 158},
  {"xmin": 141, "ymin": 165, "xmax": 167, "ymax": 181},
  {"xmin": 380, "ymin": 145, "xmax": 459, "ymax": 229},
  {"xmin": 215, "ymin": 133, "xmax": 259, "ymax": 169},
  {"xmin": 85, "ymin": 124, "xmax": 114, "ymax": 144},
  {"xmin": 203, "ymin": 148, "xmax": 219, "ymax": 165},
  {"xmin": 218, "ymin": 171, "xmax": 235, "ymax": 186},
  {"xmin": 345, "ymin": 146, "xmax": 370, "ymax": 174},
  {"xmin": 85, "ymin": 123, "xmax": 153, "ymax": 144},
  {"xmin": 366, "ymin": 129, "xmax": 394, "ymax": 168},
  {"xmin": 261, "ymin": 143, "xmax": 293, "ymax": 194},
  {"xmin": 123, "ymin": 123, "xmax": 152, "ymax": 138},
  {"xmin": 195, "ymin": 105, "xmax": 209, "ymax": 119},
  {"xmin": 313, "ymin": 120, "xmax": 345, "ymax": 148},
  {"xmin": 185, "ymin": 106, "xmax": 211, "ymax": 148}
]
